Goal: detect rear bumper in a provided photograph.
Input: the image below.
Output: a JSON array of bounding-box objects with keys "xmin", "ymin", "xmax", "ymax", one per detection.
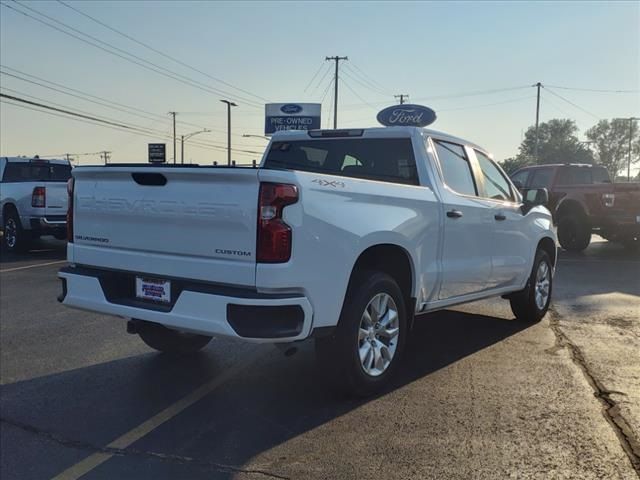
[
  {"xmin": 58, "ymin": 266, "xmax": 313, "ymax": 343},
  {"xmin": 594, "ymin": 213, "xmax": 640, "ymax": 239},
  {"xmin": 28, "ymin": 215, "xmax": 67, "ymax": 234}
]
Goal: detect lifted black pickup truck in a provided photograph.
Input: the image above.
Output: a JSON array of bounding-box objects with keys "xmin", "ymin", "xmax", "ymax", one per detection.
[{"xmin": 511, "ymin": 164, "xmax": 640, "ymax": 252}]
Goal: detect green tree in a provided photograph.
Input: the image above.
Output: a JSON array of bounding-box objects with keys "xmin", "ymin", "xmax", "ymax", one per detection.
[
  {"xmin": 585, "ymin": 119, "xmax": 640, "ymax": 179},
  {"xmin": 519, "ymin": 119, "xmax": 593, "ymax": 165}
]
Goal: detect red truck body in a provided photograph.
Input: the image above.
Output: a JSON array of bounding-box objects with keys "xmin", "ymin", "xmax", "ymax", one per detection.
[{"xmin": 511, "ymin": 164, "xmax": 640, "ymax": 251}]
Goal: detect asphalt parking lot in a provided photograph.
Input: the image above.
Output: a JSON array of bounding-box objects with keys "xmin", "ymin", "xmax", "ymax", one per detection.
[{"xmin": 1, "ymin": 237, "xmax": 639, "ymax": 479}]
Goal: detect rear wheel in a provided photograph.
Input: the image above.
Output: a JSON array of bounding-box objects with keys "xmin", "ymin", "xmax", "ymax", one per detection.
[
  {"xmin": 316, "ymin": 271, "xmax": 407, "ymax": 397},
  {"xmin": 510, "ymin": 249, "xmax": 553, "ymax": 323},
  {"xmin": 558, "ymin": 215, "xmax": 591, "ymax": 252},
  {"xmin": 2, "ymin": 210, "xmax": 29, "ymax": 252},
  {"xmin": 136, "ymin": 320, "xmax": 212, "ymax": 354}
]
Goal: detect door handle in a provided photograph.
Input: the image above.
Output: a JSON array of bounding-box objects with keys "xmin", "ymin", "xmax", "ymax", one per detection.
[
  {"xmin": 494, "ymin": 213, "xmax": 507, "ymax": 221},
  {"xmin": 446, "ymin": 210, "xmax": 463, "ymax": 219}
]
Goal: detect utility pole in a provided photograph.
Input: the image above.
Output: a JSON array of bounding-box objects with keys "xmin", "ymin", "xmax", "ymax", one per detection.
[
  {"xmin": 326, "ymin": 56, "xmax": 348, "ymax": 129},
  {"xmin": 100, "ymin": 151, "xmax": 111, "ymax": 164},
  {"xmin": 394, "ymin": 94, "xmax": 409, "ymax": 105},
  {"xmin": 533, "ymin": 82, "xmax": 542, "ymax": 163},
  {"xmin": 168, "ymin": 111, "xmax": 177, "ymax": 164},
  {"xmin": 627, "ymin": 117, "xmax": 639, "ymax": 181},
  {"xmin": 220, "ymin": 100, "xmax": 237, "ymax": 165}
]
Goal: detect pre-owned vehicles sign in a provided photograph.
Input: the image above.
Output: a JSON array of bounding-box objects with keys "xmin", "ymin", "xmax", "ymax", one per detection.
[{"xmin": 265, "ymin": 103, "xmax": 321, "ymax": 135}]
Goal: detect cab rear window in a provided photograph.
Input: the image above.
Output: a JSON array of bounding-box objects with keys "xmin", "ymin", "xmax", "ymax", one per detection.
[
  {"xmin": 2, "ymin": 162, "xmax": 72, "ymax": 182},
  {"xmin": 264, "ymin": 138, "xmax": 419, "ymax": 185}
]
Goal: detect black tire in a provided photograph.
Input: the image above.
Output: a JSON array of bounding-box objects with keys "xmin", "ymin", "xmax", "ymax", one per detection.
[
  {"xmin": 2, "ymin": 210, "xmax": 30, "ymax": 253},
  {"xmin": 136, "ymin": 320, "xmax": 212, "ymax": 354},
  {"xmin": 510, "ymin": 250, "xmax": 553, "ymax": 323},
  {"xmin": 557, "ymin": 215, "xmax": 590, "ymax": 252},
  {"xmin": 316, "ymin": 270, "xmax": 407, "ymax": 397}
]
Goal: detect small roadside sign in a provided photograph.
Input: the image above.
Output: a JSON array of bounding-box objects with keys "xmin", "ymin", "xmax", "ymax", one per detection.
[{"xmin": 148, "ymin": 143, "xmax": 166, "ymax": 163}]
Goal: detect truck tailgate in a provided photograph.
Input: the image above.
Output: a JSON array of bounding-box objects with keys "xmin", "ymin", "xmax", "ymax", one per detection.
[
  {"xmin": 71, "ymin": 167, "xmax": 260, "ymax": 286},
  {"xmin": 44, "ymin": 182, "xmax": 68, "ymax": 216}
]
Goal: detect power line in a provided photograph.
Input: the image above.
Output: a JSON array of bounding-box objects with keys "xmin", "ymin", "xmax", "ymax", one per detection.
[
  {"xmin": 0, "ymin": 66, "xmax": 206, "ymax": 129},
  {"xmin": 0, "ymin": 94, "xmax": 262, "ymax": 156},
  {"xmin": 55, "ymin": 0, "xmax": 270, "ymax": 103},
  {"xmin": 339, "ymin": 85, "xmax": 532, "ymax": 111},
  {"xmin": 394, "ymin": 94, "xmax": 409, "ymax": 105},
  {"xmin": 341, "ymin": 67, "xmax": 390, "ymax": 98},
  {"xmin": 339, "ymin": 78, "xmax": 379, "ymax": 111},
  {"xmin": 1, "ymin": 1, "xmax": 264, "ymax": 109},
  {"xmin": 304, "ymin": 61, "xmax": 327, "ymax": 93},
  {"xmin": 319, "ymin": 77, "xmax": 334, "ymax": 104},
  {"xmin": 544, "ymin": 87, "xmax": 601, "ymax": 120},
  {"xmin": 310, "ymin": 63, "xmax": 332, "ymax": 96},
  {"xmin": 339, "ymin": 94, "xmax": 537, "ymax": 126},
  {"xmin": 545, "ymin": 84, "xmax": 639, "ymax": 94},
  {"xmin": 438, "ymin": 94, "xmax": 536, "ymax": 112},
  {"xmin": 0, "ymin": 66, "xmax": 254, "ymax": 138},
  {"xmin": 342, "ymin": 64, "xmax": 390, "ymax": 97},
  {"xmin": 348, "ymin": 62, "xmax": 393, "ymax": 95}
]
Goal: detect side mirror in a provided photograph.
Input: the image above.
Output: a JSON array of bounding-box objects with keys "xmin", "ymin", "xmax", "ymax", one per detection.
[{"xmin": 523, "ymin": 188, "xmax": 549, "ymax": 207}]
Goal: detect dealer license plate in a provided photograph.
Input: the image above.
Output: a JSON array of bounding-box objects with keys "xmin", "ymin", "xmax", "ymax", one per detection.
[{"xmin": 135, "ymin": 277, "xmax": 171, "ymax": 303}]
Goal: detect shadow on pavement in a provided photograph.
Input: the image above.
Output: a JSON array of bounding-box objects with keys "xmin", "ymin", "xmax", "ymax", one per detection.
[
  {"xmin": 0, "ymin": 238, "xmax": 67, "ymax": 265},
  {"xmin": 556, "ymin": 236, "xmax": 640, "ymax": 300},
  {"xmin": 0, "ymin": 309, "xmax": 531, "ymax": 479}
]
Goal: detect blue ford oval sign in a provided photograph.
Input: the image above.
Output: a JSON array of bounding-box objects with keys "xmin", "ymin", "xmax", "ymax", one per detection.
[
  {"xmin": 280, "ymin": 104, "xmax": 303, "ymax": 114},
  {"xmin": 376, "ymin": 104, "xmax": 437, "ymax": 127}
]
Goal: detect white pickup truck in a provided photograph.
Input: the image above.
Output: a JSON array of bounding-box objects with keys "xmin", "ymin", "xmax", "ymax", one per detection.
[
  {"xmin": 58, "ymin": 127, "xmax": 556, "ymax": 395},
  {"xmin": 1, "ymin": 157, "xmax": 71, "ymax": 252}
]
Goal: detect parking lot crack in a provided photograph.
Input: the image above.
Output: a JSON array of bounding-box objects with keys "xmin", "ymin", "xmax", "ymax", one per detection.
[
  {"xmin": 548, "ymin": 308, "xmax": 640, "ymax": 475},
  {"xmin": 0, "ymin": 416, "xmax": 290, "ymax": 479}
]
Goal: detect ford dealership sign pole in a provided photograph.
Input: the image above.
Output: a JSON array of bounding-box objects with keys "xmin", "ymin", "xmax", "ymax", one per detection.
[{"xmin": 265, "ymin": 103, "xmax": 321, "ymax": 135}]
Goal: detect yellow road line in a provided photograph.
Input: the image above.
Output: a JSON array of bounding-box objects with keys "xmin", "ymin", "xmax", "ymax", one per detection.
[
  {"xmin": 0, "ymin": 260, "xmax": 67, "ymax": 273},
  {"xmin": 51, "ymin": 352, "xmax": 261, "ymax": 480}
]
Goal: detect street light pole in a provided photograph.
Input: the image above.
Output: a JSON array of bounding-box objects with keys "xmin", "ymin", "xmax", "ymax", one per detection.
[
  {"xmin": 220, "ymin": 100, "xmax": 237, "ymax": 165},
  {"xmin": 180, "ymin": 129, "xmax": 211, "ymax": 164}
]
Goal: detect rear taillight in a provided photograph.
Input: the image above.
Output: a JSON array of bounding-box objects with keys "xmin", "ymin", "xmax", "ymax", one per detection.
[
  {"xmin": 31, "ymin": 186, "xmax": 46, "ymax": 207},
  {"xmin": 257, "ymin": 182, "xmax": 298, "ymax": 263},
  {"xmin": 67, "ymin": 177, "xmax": 74, "ymax": 243}
]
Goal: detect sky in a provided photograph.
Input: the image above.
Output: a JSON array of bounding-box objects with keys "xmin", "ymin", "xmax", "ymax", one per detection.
[{"xmin": 1, "ymin": 0, "xmax": 639, "ymax": 167}]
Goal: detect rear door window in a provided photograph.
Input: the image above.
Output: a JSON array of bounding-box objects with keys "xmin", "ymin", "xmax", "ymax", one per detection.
[
  {"xmin": 433, "ymin": 140, "xmax": 477, "ymax": 196},
  {"xmin": 2, "ymin": 162, "xmax": 72, "ymax": 182},
  {"xmin": 556, "ymin": 166, "xmax": 592, "ymax": 185},
  {"xmin": 529, "ymin": 168, "xmax": 554, "ymax": 188},
  {"xmin": 264, "ymin": 138, "xmax": 419, "ymax": 185},
  {"xmin": 510, "ymin": 169, "xmax": 529, "ymax": 188},
  {"xmin": 474, "ymin": 150, "xmax": 514, "ymax": 201}
]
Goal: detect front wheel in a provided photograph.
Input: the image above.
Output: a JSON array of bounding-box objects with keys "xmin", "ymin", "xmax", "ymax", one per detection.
[
  {"xmin": 316, "ymin": 271, "xmax": 407, "ymax": 397},
  {"xmin": 509, "ymin": 250, "xmax": 553, "ymax": 323},
  {"xmin": 558, "ymin": 215, "xmax": 590, "ymax": 252},
  {"xmin": 136, "ymin": 320, "xmax": 212, "ymax": 354}
]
